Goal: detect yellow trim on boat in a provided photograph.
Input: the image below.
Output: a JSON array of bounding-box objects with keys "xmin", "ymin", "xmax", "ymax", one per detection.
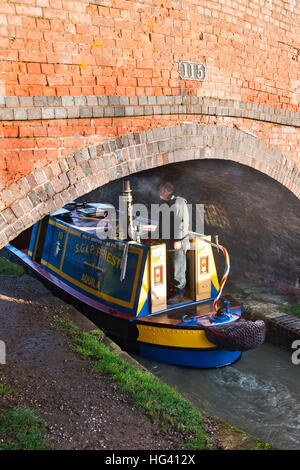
[
  {"xmin": 136, "ymin": 254, "xmax": 150, "ymax": 316},
  {"xmin": 59, "ymin": 230, "xmax": 69, "ymax": 272},
  {"xmin": 41, "ymin": 256, "xmax": 142, "ymax": 309},
  {"xmin": 83, "ymin": 261, "xmax": 105, "ymax": 272},
  {"xmin": 41, "ymin": 222, "xmax": 144, "ymax": 309},
  {"xmin": 49, "ymin": 218, "xmax": 80, "ymax": 237},
  {"xmin": 209, "ymin": 248, "xmax": 220, "ymax": 292},
  {"xmin": 137, "ymin": 324, "xmax": 216, "ymax": 349}
]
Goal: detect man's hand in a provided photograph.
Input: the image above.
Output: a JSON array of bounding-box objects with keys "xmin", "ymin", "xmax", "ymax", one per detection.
[{"xmin": 174, "ymin": 241, "xmax": 182, "ymax": 250}]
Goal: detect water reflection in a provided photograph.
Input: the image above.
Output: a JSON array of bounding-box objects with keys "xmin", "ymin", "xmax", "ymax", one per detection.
[{"xmin": 133, "ymin": 344, "xmax": 300, "ymax": 450}]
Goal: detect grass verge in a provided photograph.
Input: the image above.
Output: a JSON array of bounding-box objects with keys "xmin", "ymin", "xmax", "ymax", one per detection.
[
  {"xmin": 0, "ymin": 384, "xmax": 15, "ymax": 399},
  {"xmin": 0, "ymin": 409, "xmax": 49, "ymax": 450},
  {"xmin": 53, "ymin": 317, "xmax": 212, "ymax": 450},
  {"xmin": 0, "ymin": 256, "xmax": 24, "ymax": 276},
  {"xmin": 0, "ymin": 384, "xmax": 49, "ymax": 450}
]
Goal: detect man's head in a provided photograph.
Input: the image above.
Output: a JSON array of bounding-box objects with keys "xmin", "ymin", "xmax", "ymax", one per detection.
[{"xmin": 159, "ymin": 181, "xmax": 174, "ymax": 201}]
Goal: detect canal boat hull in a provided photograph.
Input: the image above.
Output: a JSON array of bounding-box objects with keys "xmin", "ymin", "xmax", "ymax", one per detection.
[
  {"xmin": 3, "ymin": 242, "xmax": 243, "ymax": 368},
  {"xmin": 3, "ymin": 203, "xmax": 265, "ymax": 368}
]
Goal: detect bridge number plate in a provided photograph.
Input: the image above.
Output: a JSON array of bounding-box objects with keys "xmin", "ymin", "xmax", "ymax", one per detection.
[{"xmin": 178, "ymin": 61, "xmax": 206, "ymax": 81}]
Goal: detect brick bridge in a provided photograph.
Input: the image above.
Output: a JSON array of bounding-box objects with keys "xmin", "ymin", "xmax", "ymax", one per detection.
[{"xmin": 0, "ymin": 0, "xmax": 299, "ymax": 249}]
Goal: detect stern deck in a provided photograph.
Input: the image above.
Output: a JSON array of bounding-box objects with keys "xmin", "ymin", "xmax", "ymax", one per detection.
[{"xmin": 136, "ymin": 294, "xmax": 240, "ymax": 327}]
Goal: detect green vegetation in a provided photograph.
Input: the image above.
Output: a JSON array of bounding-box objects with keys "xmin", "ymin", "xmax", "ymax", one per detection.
[
  {"xmin": 0, "ymin": 409, "xmax": 49, "ymax": 450},
  {"xmin": 53, "ymin": 318, "xmax": 212, "ymax": 450},
  {"xmin": 0, "ymin": 256, "xmax": 24, "ymax": 276},
  {"xmin": 214, "ymin": 420, "xmax": 274, "ymax": 450},
  {"xmin": 53, "ymin": 315, "xmax": 78, "ymax": 335},
  {"xmin": 0, "ymin": 384, "xmax": 15, "ymax": 398},
  {"xmin": 0, "ymin": 382, "xmax": 49, "ymax": 450},
  {"xmin": 254, "ymin": 441, "xmax": 274, "ymax": 450},
  {"xmin": 281, "ymin": 304, "xmax": 300, "ymax": 318}
]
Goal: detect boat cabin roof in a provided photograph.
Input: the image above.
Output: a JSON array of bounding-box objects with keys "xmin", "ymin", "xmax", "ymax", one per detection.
[{"xmin": 53, "ymin": 202, "xmax": 157, "ymax": 238}]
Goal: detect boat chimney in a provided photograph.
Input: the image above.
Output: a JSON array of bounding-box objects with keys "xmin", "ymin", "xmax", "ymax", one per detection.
[{"xmin": 122, "ymin": 180, "xmax": 135, "ymax": 241}]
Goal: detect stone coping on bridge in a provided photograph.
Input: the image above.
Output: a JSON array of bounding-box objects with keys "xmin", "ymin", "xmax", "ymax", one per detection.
[{"xmin": 0, "ymin": 95, "xmax": 299, "ymax": 127}]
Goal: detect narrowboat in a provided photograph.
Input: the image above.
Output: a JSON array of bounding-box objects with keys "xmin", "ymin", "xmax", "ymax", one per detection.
[{"xmin": 4, "ymin": 181, "xmax": 266, "ymax": 368}]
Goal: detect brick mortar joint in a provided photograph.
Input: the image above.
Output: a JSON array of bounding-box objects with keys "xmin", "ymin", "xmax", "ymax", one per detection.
[{"xmin": 0, "ymin": 96, "xmax": 299, "ymax": 127}]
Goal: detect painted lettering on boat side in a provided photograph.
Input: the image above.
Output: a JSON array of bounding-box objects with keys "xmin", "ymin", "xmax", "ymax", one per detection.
[
  {"xmin": 74, "ymin": 243, "xmax": 122, "ymax": 269},
  {"xmin": 81, "ymin": 273, "xmax": 101, "ymax": 291}
]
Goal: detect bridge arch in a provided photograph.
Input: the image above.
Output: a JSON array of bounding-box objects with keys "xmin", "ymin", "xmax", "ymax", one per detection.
[{"xmin": 0, "ymin": 123, "xmax": 299, "ymax": 249}]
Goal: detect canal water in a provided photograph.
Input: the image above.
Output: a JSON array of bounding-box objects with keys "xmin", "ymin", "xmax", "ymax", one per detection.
[{"xmin": 133, "ymin": 343, "xmax": 300, "ymax": 450}]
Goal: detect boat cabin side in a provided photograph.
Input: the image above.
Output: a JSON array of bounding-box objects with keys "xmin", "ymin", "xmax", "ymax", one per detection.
[{"xmin": 10, "ymin": 202, "xmax": 221, "ymax": 318}]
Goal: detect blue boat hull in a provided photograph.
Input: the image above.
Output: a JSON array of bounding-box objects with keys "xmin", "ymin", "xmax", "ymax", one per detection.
[{"xmin": 138, "ymin": 343, "xmax": 242, "ymax": 368}]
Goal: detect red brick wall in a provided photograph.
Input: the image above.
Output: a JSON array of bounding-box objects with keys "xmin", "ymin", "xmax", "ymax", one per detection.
[
  {"xmin": 0, "ymin": 0, "xmax": 299, "ymax": 246},
  {"xmin": 0, "ymin": 113, "xmax": 299, "ymax": 187},
  {"xmin": 1, "ymin": 0, "xmax": 299, "ymax": 107}
]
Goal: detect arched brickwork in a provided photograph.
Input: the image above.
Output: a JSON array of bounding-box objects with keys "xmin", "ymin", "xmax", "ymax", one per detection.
[{"xmin": 0, "ymin": 123, "xmax": 299, "ymax": 249}]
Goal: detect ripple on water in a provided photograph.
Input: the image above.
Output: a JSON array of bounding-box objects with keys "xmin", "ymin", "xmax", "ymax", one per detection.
[{"xmin": 134, "ymin": 343, "xmax": 300, "ymax": 450}]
